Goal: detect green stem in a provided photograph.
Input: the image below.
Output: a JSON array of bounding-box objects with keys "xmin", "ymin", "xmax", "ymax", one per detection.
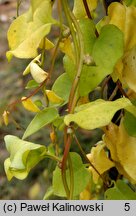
[
  {"xmin": 67, "ymin": 8, "xmax": 84, "ymax": 113},
  {"xmin": 17, "ymin": 0, "xmax": 22, "ymax": 17},
  {"xmin": 61, "ymin": 165, "xmax": 70, "ymax": 198},
  {"xmin": 61, "ymin": 0, "xmax": 79, "ymax": 66},
  {"xmin": 61, "ymin": 130, "xmax": 72, "ymax": 199}
]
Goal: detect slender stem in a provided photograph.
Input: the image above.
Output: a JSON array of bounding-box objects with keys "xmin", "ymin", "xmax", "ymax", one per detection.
[
  {"xmin": 17, "ymin": 0, "xmax": 22, "ymax": 17},
  {"xmin": 61, "ymin": 0, "xmax": 79, "ymax": 66},
  {"xmin": 116, "ymin": 80, "xmax": 128, "ymax": 98},
  {"xmin": 108, "ymin": 85, "xmax": 119, "ymax": 101},
  {"xmin": 47, "ymin": 36, "xmax": 62, "ymax": 80},
  {"xmin": 61, "ymin": 166, "xmax": 70, "ymax": 198},
  {"xmin": 82, "ymin": 0, "xmax": 92, "ymax": 19},
  {"xmin": 73, "ymin": 134, "xmax": 109, "ymax": 187},
  {"xmin": 61, "ymin": 133, "xmax": 72, "ymax": 171},
  {"xmin": 67, "ymin": 9, "xmax": 84, "ymax": 113},
  {"xmin": 101, "ymin": 75, "xmax": 111, "ymax": 99}
]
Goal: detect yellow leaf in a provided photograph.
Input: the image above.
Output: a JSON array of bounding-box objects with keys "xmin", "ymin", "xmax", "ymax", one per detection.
[
  {"xmin": 6, "ymin": 0, "xmax": 56, "ymax": 59},
  {"xmin": 39, "ymin": 38, "xmax": 54, "ymax": 50},
  {"xmin": 30, "ymin": 63, "xmax": 48, "ymax": 83},
  {"xmin": 73, "ymin": 0, "xmax": 98, "ymax": 19},
  {"xmin": 104, "ymin": 121, "xmax": 136, "ymax": 184},
  {"xmin": 3, "ymin": 111, "xmax": 10, "ymax": 126},
  {"xmin": 64, "ymin": 98, "xmax": 132, "ymax": 130},
  {"xmin": 87, "ymin": 142, "xmax": 114, "ymax": 183},
  {"xmin": 21, "ymin": 97, "xmax": 40, "ymax": 112},
  {"xmin": 108, "ymin": 2, "xmax": 136, "ymax": 51},
  {"xmin": 59, "ymin": 38, "xmax": 75, "ymax": 61},
  {"xmin": 45, "ymin": 90, "xmax": 64, "ymax": 104},
  {"xmin": 122, "ymin": 46, "xmax": 136, "ymax": 92}
]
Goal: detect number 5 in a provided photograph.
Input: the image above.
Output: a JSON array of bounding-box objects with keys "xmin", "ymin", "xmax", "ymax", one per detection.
[{"xmin": 124, "ymin": 203, "xmax": 130, "ymax": 211}]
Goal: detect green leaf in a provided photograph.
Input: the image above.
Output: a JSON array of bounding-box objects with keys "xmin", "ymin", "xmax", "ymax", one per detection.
[
  {"xmin": 92, "ymin": 24, "xmax": 124, "ymax": 72},
  {"xmin": 4, "ymin": 135, "xmax": 46, "ymax": 180},
  {"xmin": 79, "ymin": 18, "xmax": 96, "ymax": 55},
  {"xmin": 53, "ymin": 152, "xmax": 90, "ymax": 197},
  {"xmin": 52, "ymin": 73, "xmax": 72, "ymax": 103},
  {"xmin": 63, "ymin": 55, "xmax": 76, "ymax": 81},
  {"xmin": 123, "ymin": 111, "xmax": 136, "ymax": 137},
  {"xmin": 64, "ymin": 98, "xmax": 132, "ymax": 130},
  {"xmin": 6, "ymin": 0, "xmax": 56, "ymax": 59},
  {"xmin": 105, "ymin": 180, "xmax": 136, "ymax": 200},
  {"xmin": 79, "ymin": 66, "xmax": 106, "ymax": 96},
  {"xmin": 25, "ymin": 80, "xmax": 39, "ymax": 89},
  {"xmin": 64, "ymin": 24, "xmax": 124, "ymax": 96},
  {"xmin": 23, "ymin": 107, "xmax": 58, "ymax": 139},
  {"xmin": 53, "ymin": 116, "xmax": 65, "ymax": 131}
]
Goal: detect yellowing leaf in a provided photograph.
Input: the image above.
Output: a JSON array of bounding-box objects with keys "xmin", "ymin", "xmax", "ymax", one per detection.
[
  {"xmin": 59, "ymin": 38, "xmax": 75, "ymax": 61},
  {"xmin": 6, "ymin": 0, "xmax": 56, "ymax": 59},
  {"xmin": 21, "ymin": 97, "xmax": 40, "ymax": 112},
  {"xmin": 73, "ymin": 0, "xmax": 98, "ymax": 19},
  {"xmin": 2, "ymin": 111, "xmax": 10, "ymax": 126},
  {"xmin": 104, "ymin": 121, "xmax": 136, "ymax": 184},
  {"xmin": 30, "ymin": 63, "xmax": 48, "ymax": 83},
  {"xmin": 64, "ymin": 98, "xmax": 132, "ymax": 130},
  {"xmin": 122, "ymin": 46, "xmax": 136, "ymax": 92},
  {"xmin": 87, "ymin": 142, "xmax": 114, "ymax": 183},
  {"xmin": 39, "ymin": 38, "xmax": 54, "ymax": 50},
  {"xmin": 45, "ymin": 90, "xmax": 64, "ymax": 104},
  {"xmin": 4, "ymin": 135, "xmax": 46, "ymax": 180},
  {"xmin": 108, "ymin": 2, "xmax": 136, "ymax": 51}
]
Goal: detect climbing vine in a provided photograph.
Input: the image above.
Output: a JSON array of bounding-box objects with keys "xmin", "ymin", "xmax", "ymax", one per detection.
[{"xmin": 2, "ymin": 0, "xmax": 136, "ymax": 199}]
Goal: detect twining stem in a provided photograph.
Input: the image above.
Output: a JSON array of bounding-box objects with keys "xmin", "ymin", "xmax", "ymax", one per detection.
[
  {"xmin": 61, "ymin": 0, "xmax": 79, "ymax": 66},
  {"xmin": 60, "ymin": 0, "xmax": 84, "ymax": 199},
  {"xmin": 67, "ymin": 8, "xmax": 84, "ymax": 113}
]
